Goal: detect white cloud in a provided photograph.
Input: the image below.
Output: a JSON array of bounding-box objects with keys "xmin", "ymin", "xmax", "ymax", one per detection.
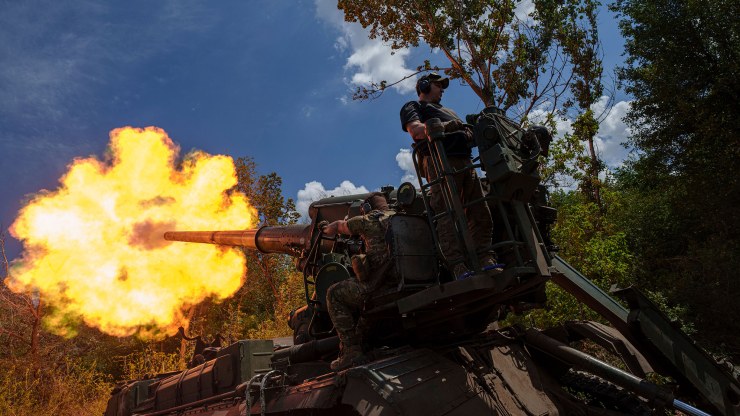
[
  {"xmin": 395, "ymin": 148, "xmax": 418, "ymax": 184},
  {"xmin": 346, "ymin": 43, "xmax": 415, "ymax": 91},
  {"xmin": 594, "ymin": 97, "xmax": 631, "ymax": 139},
  {"xmin": 514, "ymin": 0, "xmax": 536, "ymax": 22},
  {"xmin": 527, "ymin": 108, "xmax": 574, "ymax": 138},
  {"xmin": 527, "ymin": 97, "xmax": 632, "ymax": 169},
  {"xmin": 314, "ymin": 0, "xmax": 416, "ymax": 94},
  {"xmin": 592, "ymin": 97, "xmax": 632, "ymax": 168},
  {"xmin": 296, "ymin": 180, "xmax": 369, "ymax": 218}
]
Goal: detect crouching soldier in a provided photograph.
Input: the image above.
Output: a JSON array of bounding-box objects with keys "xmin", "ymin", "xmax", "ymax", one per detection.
[{"xmin": 320, "ymin": 193, "xmax": 396, "ymax": 371}]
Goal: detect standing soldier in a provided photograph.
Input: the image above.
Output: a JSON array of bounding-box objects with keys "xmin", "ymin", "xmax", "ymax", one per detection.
[
  {"xmin": 320, "ymin": 193, "xmax": 396, "ymax": 371},
  {"xmin": 400, "ymin": 72, "xmax": 496, "ymax": 278}
]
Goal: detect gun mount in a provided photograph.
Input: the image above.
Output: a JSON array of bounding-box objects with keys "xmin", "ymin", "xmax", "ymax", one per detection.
[{"xmin": 106, "ymin": 107, "xmax": 739, "ymax": 416}]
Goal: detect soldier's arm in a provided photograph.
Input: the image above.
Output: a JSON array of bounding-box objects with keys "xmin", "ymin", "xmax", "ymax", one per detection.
[
  {"xmin": 322, "ymin": 220, "xmax": 351, "ymax": 236},
  {"xmin": 405, "ymin": 120, "xmax": 428, "ymax": 142}
]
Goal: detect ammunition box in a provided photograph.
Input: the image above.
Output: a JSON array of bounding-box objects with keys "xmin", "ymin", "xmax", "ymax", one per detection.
[{"xmin": 216, "ymin": 339, "xmax": 274, "ymax": 391}]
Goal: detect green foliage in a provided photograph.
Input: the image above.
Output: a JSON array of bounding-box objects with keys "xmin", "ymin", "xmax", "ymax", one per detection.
[
  {"xmin": 539, "ymin": 110, "xmax": 606, "ymax": 202},
  {"xmin": 338, "ymin": 0, "xmax": 601, "ymax": 119},
  {"xmin": 614, "ymin": 164, "xmax": 740, "ymax": 353},
  {"xmin": 116, "ymin": 348, "xmax": 182, "ymax": 380},
  {"xmin": 233, "ymin": 157, "xmax": 300, "ymax": 227},
  {"xmin": 245, "ymin": 270, "xmax": 306, "ymax": 339},
  {"xmin": 540, "ymin": 131, "xmax": 587, "ymax": 189},
  {"xmin": 613, "ymin": 0, "xmax": 740, "ymax": 172},
  {"xmin": 611, "ymin": 0, "xmax": 740, "ymax": 358},
  {"xmin": 520, "ymin": 284, "xmax": 600, "ymax": 328},
  {"xmin": 510, "ymin": 186, "xmax": 636, "ymax": 329},
  {"xmin": 550, "ymin": 189, "xmax": 633, "ymax": 286},
  {"xmin": 189, "ymin": 270, "xmax": 305, "ymax": 343}
]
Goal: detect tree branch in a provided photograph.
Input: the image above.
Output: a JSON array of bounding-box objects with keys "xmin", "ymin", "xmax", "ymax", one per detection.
[
  {"xmin": 0, "ymin": 327, "xmax": 31, "ymax": 346},
  {"xmin": 352, "ymin": 69, "xmax": 431, "ymax": 101},
  {"xmin": 1, "ymin": 226, "xmax": 9, "ymax": 279}
]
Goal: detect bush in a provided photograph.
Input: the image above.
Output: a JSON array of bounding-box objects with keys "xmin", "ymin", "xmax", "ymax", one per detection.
[
  {"xmin": 0, "ymin": 358, "xmax": 111, "ymax": 416},
  {"xmin": 116, "ymin": 348, "xmax": 182, "ymax": 380}
]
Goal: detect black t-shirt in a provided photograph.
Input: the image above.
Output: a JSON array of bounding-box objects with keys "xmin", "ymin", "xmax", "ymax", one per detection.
[{"xmin": 400, "ymin": 101, "xmax": 471, "ymax": 157}]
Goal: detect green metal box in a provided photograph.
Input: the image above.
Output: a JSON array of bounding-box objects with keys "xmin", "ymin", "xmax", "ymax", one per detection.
[{"xmin": 217, "ymin": 339, "xmax": 274, "ymax": 387}]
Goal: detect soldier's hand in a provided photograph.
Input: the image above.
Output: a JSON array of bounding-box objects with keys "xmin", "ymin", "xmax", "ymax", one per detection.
[
  {"xmin": 463, "ymin": 126, "xmax": 475, "ymax": 146},
  {"xmin": 318, "ymin": 220, "xmax": 329, "ymax": 232},
  {"xmin": 442, "ymin": 119, "xmax": 464, "ymax": 132},
  {"xmin": 409, "ymin": 122, "xmax": 428, "ymax": 142}
]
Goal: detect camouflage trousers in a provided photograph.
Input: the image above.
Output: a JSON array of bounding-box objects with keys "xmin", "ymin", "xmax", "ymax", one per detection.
[
  {"xmin": 326, "ymin": 278, "xmax": 364, "ymax": 347},
  {"xmin": 422, "ymin": 155, "xmax": 494, "ymax": 267}
]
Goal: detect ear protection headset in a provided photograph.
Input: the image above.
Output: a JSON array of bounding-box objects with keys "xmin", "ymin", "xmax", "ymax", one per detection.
[{"xmin": 417, "ymin": 76, "xmax": 432, "ymax": 95}]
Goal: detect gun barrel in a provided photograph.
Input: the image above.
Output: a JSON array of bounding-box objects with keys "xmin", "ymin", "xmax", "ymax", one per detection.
[{"xmin": 164, "ymin": 224, "xmax": 312, "ymax": 256}]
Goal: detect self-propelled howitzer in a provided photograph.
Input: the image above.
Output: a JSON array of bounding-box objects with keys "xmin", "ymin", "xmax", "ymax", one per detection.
[{"xmin": 105, "ymin": 107, "xmax": 738, "ymax": 416}]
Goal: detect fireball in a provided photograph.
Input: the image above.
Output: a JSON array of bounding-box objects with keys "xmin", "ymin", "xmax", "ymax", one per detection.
[{"xmin": 7, "ymin": 127, "xmax": 257, "ymax": 337}]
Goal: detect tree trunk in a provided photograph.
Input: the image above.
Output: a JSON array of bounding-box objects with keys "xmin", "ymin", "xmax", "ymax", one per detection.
[
  {"xmin": 179, "ymin": 305, "xmax": 199, "ymax": 367},
  {"xmin": 587, "ymin": 137, "xmax": 601, "ymax": 207}
]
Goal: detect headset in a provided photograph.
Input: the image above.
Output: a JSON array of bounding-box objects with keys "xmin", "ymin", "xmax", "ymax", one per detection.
[{"xmin": 417, "ymin": 76, "xmax": 432, "ymax": 95}]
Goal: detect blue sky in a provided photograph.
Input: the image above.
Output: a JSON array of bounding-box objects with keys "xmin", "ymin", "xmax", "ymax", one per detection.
[{"xmin": 0, "ymin": 0, "xmax": 632, "ymax": 260}]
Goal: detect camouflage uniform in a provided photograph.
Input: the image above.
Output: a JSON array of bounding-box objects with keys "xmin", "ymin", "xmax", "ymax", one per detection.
[{"xmin": 325, "ymin": 209, "xmax": 395, "ymax": 363}]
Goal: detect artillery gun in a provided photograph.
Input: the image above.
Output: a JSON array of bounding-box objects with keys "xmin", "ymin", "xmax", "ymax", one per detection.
[{"xmin": 105, "ymin": 108, "xmax": 739, "ymax": 416}]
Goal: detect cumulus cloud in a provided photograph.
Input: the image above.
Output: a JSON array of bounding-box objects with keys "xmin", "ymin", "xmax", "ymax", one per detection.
[
  {"xmin": 592, "ymin": 97, "xmax": 632, "ymax": 167},
  {"xmin": 294, "ymin": 149, "xmax": 419, "ymax": 221},
  {"xmin": 395, "ymin": 148, "xmax": 419, "ymax": 184},
  {"xmin": 528, "ymin": 97, "xmax": 632, "ymax": 169},
  {"xmin": 296, "ymin": 180, "xmax": 369, "ymax": 218},
  {"xmin": 314, "ymin": 0, "xmax": 416, "ymax": 94},
  {"xmin": 528, "ymin": 108, "xmax": 574, "ymax": 138}
]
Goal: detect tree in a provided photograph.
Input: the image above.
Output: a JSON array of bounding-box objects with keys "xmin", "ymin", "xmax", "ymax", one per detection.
[
  {"xmin": 1, "ymin": 227, "xmax": 115, "ymax": 415},
  {"xmin": 612, "ymin": 0, "xmax": 740, "ymax": 357},
  {"xmin": 233, "ymin": 156, "xmax": 300, "ymax": 309},
  {"xmin": 339, "ymin": 0, "xmax": 611, "ymax": 204},
  {"xmin": 233, "ymin": 157, "xmax": 301, "ymax": 227},
  {"xmin": 339, "ymin": 0, "xmax": 601, "ymax": 122},
  {"xmin": 562, "ymin": 0, "xmax": 605, "ymax": 205},
  {"xmin": 1, "ymin": 227, "xmax": 44, "ymax": 362},
  {"xmin": 613, "ymin": 0, "xmax": 740, "ymax": 177},
  {"xmin": 535, "ymin": 0, "xmax": 606, "ymax": 203}
]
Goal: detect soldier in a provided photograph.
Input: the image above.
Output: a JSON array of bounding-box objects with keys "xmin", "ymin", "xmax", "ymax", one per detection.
[
  {"xmin": 400, "ymin": 72, "xmax": 496, "ymax": 278},
  {"xmin": 321, "ymin": 192, "xmax": 396, "ymax": 371}
]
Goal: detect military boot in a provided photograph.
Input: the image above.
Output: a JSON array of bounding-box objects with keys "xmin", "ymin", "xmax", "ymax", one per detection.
[
  {"xmin": 453, "ymin": 263, "xmax": 472, "ymax": 279},
  {"xmin": 331, "ymin": 344, "xmax": 366, "ymax": 371},
  {"xmin": 479, "ymin": 255, "xmax": 503, "ymax": 274}
]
